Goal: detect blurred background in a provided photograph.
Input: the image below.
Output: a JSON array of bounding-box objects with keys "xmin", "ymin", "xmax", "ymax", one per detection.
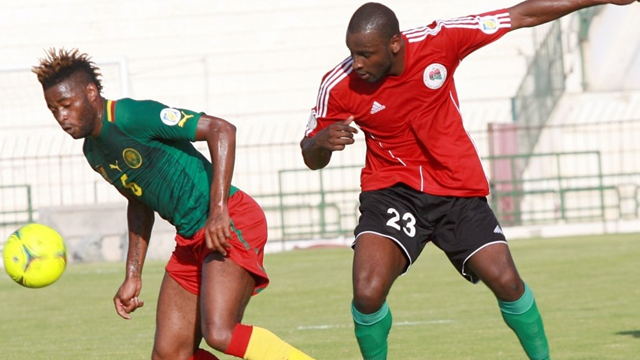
[{"xmin": 1, "ymin": 0, "xmax": 639, "ymax": 263}]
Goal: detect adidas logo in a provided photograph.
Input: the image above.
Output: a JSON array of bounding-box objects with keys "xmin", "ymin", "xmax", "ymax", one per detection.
[
  {"xmin": 493, "ymin": 225, "xmax": 504, "ymax": 235},
  {"xmin": 370, "ymin": 101, "xmax": 386, "ymax": 114}
]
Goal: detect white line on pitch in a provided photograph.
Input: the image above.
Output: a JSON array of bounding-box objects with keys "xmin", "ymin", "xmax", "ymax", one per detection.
[{"xmin": 297, "ymin": 319, "xmax": 453, "ymax": 330}]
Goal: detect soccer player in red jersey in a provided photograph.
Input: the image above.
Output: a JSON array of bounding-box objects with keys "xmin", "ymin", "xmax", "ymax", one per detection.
[
  {"xmin": 34, "ymin": 49, "xmax": 316, "ymax": 360},
  {"xmin": 301, "ymin": 1, "xmax": 637, "ymax": 359}
]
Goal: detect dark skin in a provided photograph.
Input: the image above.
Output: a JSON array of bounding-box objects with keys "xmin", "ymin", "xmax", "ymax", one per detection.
[
  {"xmin": 301, "ymin": 0, "xmax": 638, "ymax": 315},
  {"xmin": 44, "ymin": 72, "xmax": 254, "ymax": 357}
]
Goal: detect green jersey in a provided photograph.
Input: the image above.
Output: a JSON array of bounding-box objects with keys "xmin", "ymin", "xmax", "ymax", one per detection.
[{"xmin": 83, "ymin": 98, "xmax": 238, "ymax": 237}]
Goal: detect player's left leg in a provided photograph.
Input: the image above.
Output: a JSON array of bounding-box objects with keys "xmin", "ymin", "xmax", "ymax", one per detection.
[
  {"xmin": 200, "ymin": 252, "xmax": 315, "ymax": 360},
  {"xmin": 200, "ymin": 190, "xmax": 316, "ymax": 360},
  {"xmin": 153, "ymin": 272, "xmax": 216, "ymax": 360},
  {"xmin": 466, "ymin": 243, "xmax": 550, "ymax": 360}
]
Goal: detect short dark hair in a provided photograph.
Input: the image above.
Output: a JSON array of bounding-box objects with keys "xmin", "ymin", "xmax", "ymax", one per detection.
[
  {"xmin": 32, "ymin": 48, "xmax": 103, "ymax": 93},
  {"xmin": 347, "ymin": 2, "xmax": 400, "ymax": 41}
]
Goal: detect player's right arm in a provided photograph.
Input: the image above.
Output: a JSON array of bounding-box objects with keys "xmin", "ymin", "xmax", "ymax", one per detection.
[
  {"xmin": 302, "ymin": 61, "xmax": 359, "ymax": 170},
  {"xmin": 114, "ymin": 193, "xmax": 155, "ymax": 319},
  {"xmin": 300, "ymin": 116, "xmax": 358, "ymax": 170}
]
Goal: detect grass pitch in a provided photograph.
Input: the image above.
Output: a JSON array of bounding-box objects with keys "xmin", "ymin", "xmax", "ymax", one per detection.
[{"xmin": 1, "ymin": 232, "xmax": 638, "ymax": 359}]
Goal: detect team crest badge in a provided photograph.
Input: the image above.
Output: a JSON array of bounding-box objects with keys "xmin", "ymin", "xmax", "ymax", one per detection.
[
  {"xmin": 479, "ymin": 15, "xmax": 499, "ymax": 34},
  {"xmin": 160, "ymin": 108, "xmax": 182, "ymax": 126},
  {"xmin": 423, "ymin": 63, "xmax": 447, "ymax": 90},
  {"xmin": 123, "ymin": 148, "xmax": 143, "ymax": 169}
]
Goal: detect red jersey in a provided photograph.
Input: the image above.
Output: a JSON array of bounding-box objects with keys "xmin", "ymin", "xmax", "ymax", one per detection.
[{"xmin": 305, "ymin": 10, "xmax": 511, "ymax": 196}]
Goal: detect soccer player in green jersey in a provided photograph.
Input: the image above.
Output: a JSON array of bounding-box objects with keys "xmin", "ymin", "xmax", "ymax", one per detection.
[{"xmin": 34, "ymin": 48, "xmax": 316, "ymax": 360}]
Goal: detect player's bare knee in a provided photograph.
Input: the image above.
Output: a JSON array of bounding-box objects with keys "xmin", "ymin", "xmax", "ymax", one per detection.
[
  {"xmin": 489, "ymin": 275, "xmax": 524, "ymax": 301},
  {"xmin": 151, "ymin": 349, "xmax": 165, "ymax": 360},
  {"xmin": 201, "ymin": 324, "xmax": 233, "ymax": 352},
  {"xmin": 152, "ymin": 346, "xmax": 192, "ymax": 360},
  {"xmin": 353, "ymin": 282, "xmax": 387, "ymax": 313}
]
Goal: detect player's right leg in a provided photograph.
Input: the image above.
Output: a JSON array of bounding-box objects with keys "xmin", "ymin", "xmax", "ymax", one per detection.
[
  {"xmin": 352, "ymin": 233, "xmax": 406, "ymax": 360},
  {"xmin": 351, "ymin": 185, "xmax": 429, "ymax": 360}
]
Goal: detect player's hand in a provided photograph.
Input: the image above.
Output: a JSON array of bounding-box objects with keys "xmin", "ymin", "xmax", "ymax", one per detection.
[
  {"xmin": 314, "ymin": 116, "xmax": 358, "ymax": 152},
  {"xmin": 114, "ymin": 277, "xmax": 144, "ymax": 320},
  {"xmin": 203, "ymin": 209, "xmax": 233, "ymax": 256}
]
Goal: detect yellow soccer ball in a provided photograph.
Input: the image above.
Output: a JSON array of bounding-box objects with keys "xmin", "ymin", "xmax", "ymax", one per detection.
[{"xmin": 3, "ymin": 223, "xmax": 67, "ymax": 288}]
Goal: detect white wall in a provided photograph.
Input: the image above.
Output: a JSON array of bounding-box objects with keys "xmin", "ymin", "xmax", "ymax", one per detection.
[
  {"xmin": 1, "ymin": 0, "xmax": 533, "ymax": 129},
  {"xmin": 583, "ymin": 4, "xmax": 640, "ymax": 91},
  {"xmin": 2, "ymin": 0, "xmax": 639, "ymax": 254},
  {"xmin": 0, "ymin": 0, "xmax": 535, "ymax": 255},
  {"xmin": 4, "ymin": 1, "xmax": 637, "ymax": 132}
]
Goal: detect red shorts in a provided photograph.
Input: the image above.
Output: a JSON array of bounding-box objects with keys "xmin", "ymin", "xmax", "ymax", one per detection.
[{"xmin": 165, "ymin": 190, "xmax": 269, "ymax": 295}]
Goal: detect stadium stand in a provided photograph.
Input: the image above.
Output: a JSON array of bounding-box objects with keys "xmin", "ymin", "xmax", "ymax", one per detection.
[{"xmin": 1, "ymin": 0, "xmax": 639, "ymax": 260}]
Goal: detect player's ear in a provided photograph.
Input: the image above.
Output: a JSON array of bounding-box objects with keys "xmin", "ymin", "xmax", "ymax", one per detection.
[
  {"xmin": 86, "ymin": 82, "xmax": 99, "ymax": 102},
  {"xmin": 390, "ymin": 34, "xmax": 402, "ymax": 54}
]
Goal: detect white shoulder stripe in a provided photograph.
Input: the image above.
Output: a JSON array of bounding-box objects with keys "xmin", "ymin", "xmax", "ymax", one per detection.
[
  {"xmin": 404, "ymin": 21, "xmax": 447, "ymax": 42},
  {"xmin": 316, "ymin": 58, "xmax": 353, "ymax": 118},
  {"xmin": 405, "ymin": 12, "xmax": 511, "ymax": 43}
]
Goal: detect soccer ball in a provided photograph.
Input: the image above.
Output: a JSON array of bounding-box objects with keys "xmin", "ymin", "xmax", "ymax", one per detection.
[{"xmin": 2, "ymin": 223, "xmax": 67, "ymax": 288}]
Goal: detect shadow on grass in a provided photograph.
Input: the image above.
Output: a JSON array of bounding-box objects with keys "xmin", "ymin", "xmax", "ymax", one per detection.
[{"xmin": 616, "ymin": 330, "xmax": 640, "ymax": 339}]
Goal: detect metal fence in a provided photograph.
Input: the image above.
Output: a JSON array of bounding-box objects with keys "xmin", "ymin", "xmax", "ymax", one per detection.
[
  {"xmin": 511, "ymin": 19, "xmax": 566, "ymax": 156},
  {"xmin": 2, "ymin": 118, "xmax": 640, "ymax": 245}
]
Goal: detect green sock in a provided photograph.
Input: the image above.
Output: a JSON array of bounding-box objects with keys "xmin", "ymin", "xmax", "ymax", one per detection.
[
  {"xmin": 351, "ymin": 302, "xmax": 392, "ymax": 360},
  {"xmin": 499, "ymin": 283, "xmax": 550, "ymax": 360}
]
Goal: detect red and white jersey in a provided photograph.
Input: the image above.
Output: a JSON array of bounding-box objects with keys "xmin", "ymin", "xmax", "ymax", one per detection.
[{"xmin": 305, "ymin": 10, "xmax": 511, "ymax": 196}]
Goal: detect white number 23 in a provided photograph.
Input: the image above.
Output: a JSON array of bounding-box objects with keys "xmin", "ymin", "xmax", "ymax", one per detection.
[{"xmin": 386, "ymin": 208, "xmax": 416, "ymax": 237}]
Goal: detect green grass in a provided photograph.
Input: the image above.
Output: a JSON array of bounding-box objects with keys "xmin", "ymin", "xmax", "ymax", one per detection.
[{"xmin": 1, "ymin": 233, "xmax": 639, "ymax": 359}]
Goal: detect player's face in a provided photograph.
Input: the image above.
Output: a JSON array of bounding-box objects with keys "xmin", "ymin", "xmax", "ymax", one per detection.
[
  {"xmin": 346, "ymin": 30, "xmax": 395, "ymax": 83},
  {"xmin": 44, "ymin": 77, "xmax": 99, "ymax": 139}
]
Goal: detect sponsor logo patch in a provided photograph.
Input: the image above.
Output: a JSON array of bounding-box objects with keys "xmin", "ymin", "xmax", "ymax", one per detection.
[
  {"xmin": 160, "ymin": 108, "xmax": 182, "ymax": 126},
  {"xmin": 178, "ymin": 111, "xmax": 194, "ymax": 128},
  {"xmin": 423, "ymin": 63, "xmax": 447, "ymax": 90},
  {"xmin": 370, "ymin": 101, "xmax": 386, "ymax": 115},
  {"xmin": 479, "ymin": 15, "xmax": 499, "ymax": 34},
  {"xmin": 109, "ymin": 160, "xmax": 122, "ymax": 173}
]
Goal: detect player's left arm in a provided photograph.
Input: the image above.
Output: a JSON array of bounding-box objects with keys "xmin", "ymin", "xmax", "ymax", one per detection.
[
  {"xmin": 114, "ymin": 193, "xmax": 155, "ymax": 319},
  {"xmin": 509, "ymin": 0, "xmax": 637, "ymax": 30},
  {"xmin": 194, "ymin": 114, "xmax": 236, "ymax": 256}
]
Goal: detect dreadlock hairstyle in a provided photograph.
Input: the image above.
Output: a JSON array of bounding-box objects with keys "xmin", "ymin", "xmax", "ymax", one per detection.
[{"xmin": 32, "ymin": 48, "xmax": 103, "ymax": 93}]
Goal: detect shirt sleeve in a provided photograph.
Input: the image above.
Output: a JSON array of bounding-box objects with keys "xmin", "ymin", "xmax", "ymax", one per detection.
[
  {"xmin": 114, "ymin": 98, "xmax": 202, "ymax": 141},
  {"xmin": 435, "ymin": 9, "xmax": 512, "ymax": 62},
  {"xmin": 305, "ymin": 103, "xmax": 351, "ymax": 138},
  {"xmin": 305, "ymin": 59, "xmax": 353, "ymax": 138}
]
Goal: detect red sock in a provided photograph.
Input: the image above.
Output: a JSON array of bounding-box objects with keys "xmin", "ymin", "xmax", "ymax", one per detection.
[
  {"xmin": 225, "ymin": 324, "xmax": 254, "ymax": 358},
  {"xmin": 189, "ymin": 348, "xmax": 220, "ymax": 360}
]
